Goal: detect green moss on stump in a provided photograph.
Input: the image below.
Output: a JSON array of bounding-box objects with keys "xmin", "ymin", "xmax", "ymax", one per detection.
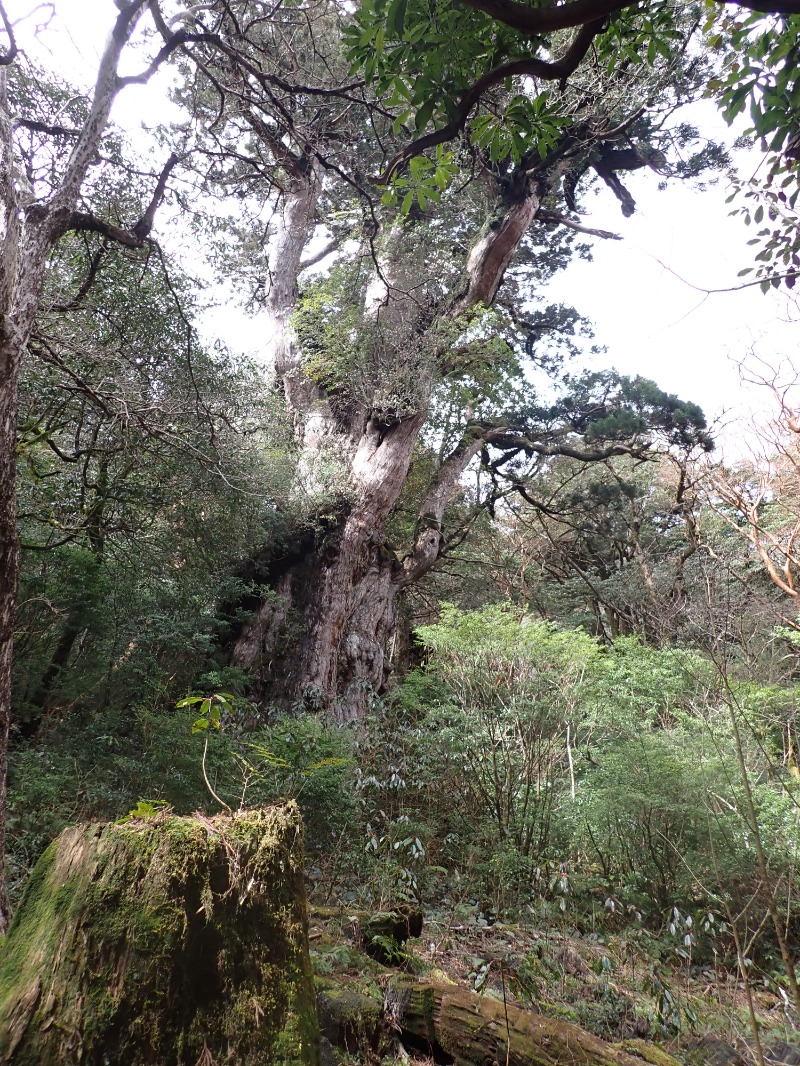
[
  {"xmin": 0, "ymin": 804, "xmax": 320, "ymax": 1066},
  {"xmin": 315, "ymin": 978, "xmax": 384, "ymax": 1054}
]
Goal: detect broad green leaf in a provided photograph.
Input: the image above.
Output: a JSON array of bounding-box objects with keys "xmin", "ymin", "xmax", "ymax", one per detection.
[
  {"xmin": 415, "ymin": 97, "xmax": 435, "ymax": 131},
  {"xmin": 387, "ymin": 0, "xmax": 409, "ymax": 38}
]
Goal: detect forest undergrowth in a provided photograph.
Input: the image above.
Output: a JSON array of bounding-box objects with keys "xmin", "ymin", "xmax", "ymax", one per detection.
[{"xmin": 10, "ymin": 598, "xmax": 800, "ymax": 1063}]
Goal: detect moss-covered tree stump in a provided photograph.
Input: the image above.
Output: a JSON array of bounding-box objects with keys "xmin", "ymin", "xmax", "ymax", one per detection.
[
  {"xmin": 360, "ymin": 905, "xmax": 424, "ymax": 963},
  {"xmin": 316, "ymin": 979, "xmax": 384, "ymax": 1057},
  {"xmin": 385, "ymin": 978, "xmax": 676, "ymax": 1066},
  {"xmin": 0, "ymin": 804, "xmax": 320, "ymax": 1066}
]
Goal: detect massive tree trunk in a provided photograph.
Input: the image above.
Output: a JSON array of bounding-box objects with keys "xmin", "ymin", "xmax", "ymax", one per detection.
[
  {"xmin": 233, "ymin": 170, "xmax": 545, "ymax": 717},
  {"xmin": 234, "ymin": 413, "xmax": 425, "ymax": 718},
  {"xmin": 0, "ymin": 804, "xmax": 320, "ymax": 1065}
]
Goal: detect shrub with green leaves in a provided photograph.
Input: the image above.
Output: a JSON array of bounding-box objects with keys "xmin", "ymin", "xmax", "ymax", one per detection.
[
  {"xmin": 415, "ymin": 604, "xmax": 602, "ymax": 863},
  {"xmin": 227, "ymin": 714, "xmax": 356, "ymax": 851}
]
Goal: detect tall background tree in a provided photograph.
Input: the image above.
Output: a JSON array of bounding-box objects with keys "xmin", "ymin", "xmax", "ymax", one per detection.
[
  {"xmin": 3, "ymin": 0, "xmax": 800, "ymax": 922},
  {"xmin": 154, "ymin": 0, "xmax": 721, "ymax": 723},
  {"xmin": 0, "ymin": 0, "xmax": 191, "ymax": 930}
]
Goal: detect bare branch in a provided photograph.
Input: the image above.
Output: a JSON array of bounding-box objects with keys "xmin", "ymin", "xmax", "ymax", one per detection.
[
  {"xmin": 148, "ymin": 14, "xmax": 366, "ymax": 100},
  {"xmin": 68, "ymin": 211, "xmax": 145, "ymax": 248},
  {"xmin": 0, "ymin": 2, "xmax": 17, "ymax": 67},
  {"xmin": 15, "ymin": 117, "xmax": 79, "ymax": 138},
  {"xmin": 49, "ymin": 240, "xmax": 109, "ymax": 312},
  {"xmin": 117, "ymin": 28, "xmax": 189, "ymax": 88},
  {"xmin": 299, "ymin": 232, "xmax": 346, "ymax": 272},
  {"xmin": 535, "ymin": 208, "xmax": 622, "ymax": 240},
  {"xmin": 647, "ymin": 252, "xmax": 800, "ymax": 295},
  {"xmin": 64, "ymin": 151, "xmax": 179, "ymax": 247},
  {"xmin": 133, "ymin": 152, "xmax": 181, "ymax": 239}
]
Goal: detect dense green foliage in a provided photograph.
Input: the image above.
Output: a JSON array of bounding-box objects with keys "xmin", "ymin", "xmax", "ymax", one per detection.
[
  {"xmin": 12, "ymin": 587, "xmax": 800, "ymax": 987},
  {"xmin": 6, "ymin": 4, "xmax": 800, "ymax": 1046}
]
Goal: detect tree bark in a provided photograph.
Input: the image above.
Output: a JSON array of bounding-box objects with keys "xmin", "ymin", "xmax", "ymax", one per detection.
[
  {"xmin": 0, "ymin": 325, "xmax": 18, "ymax": 931},
  {"xmin": 452, "ymin": 175, "xmax": 543, "ymax": 314},
  {"xmin": 384, "ymin": 977, "xmax": 678, "ymax": 1066},
  {"xmin": 0, "ymin": 804, "xmax": 320, "ymax": 1065},
  {"xmin": 234, "ymin": 172, "xmax": 546, "ymax": 717},
  {"xmin": 234, "ymin": 413, "xmax": 424, "ymax": 717}
]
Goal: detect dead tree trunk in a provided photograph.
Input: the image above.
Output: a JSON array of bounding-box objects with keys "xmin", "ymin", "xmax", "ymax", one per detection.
[
  {"xmin": 316, "ymin": 973, "xmax": 681, "ymax": 1066},
  {"xmin": 0, "ymin": 804, "xmax": 320, "ymax": 1066},
  {"xmin": 385, "ymin": 978, "xmax": 674, "ymax": 1066}
]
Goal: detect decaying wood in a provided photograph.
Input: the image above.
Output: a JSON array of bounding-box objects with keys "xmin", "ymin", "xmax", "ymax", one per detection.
[
  {"xmin": 316, "ymin": 981, "xmax": 384, "ymax": 1059},
  {"xmin": 0, "ymin": 805, "xmax": 320, "ymax": 1066},
  {"xmin": 357, "ymin": 904, "xmax": 424, "ymax": 962},
  {"xmin": 384, "ymin": 977, "xmax": 681, "ymax": 1066}
]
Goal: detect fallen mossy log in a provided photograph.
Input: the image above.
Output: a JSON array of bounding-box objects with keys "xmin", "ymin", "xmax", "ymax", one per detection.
[
  {"xmin": 385, "ymin": 978, "xmax": 683, "ymax": 1066},
  {"xmin": 0, "ymin": 804, "xmax": 320, "ymax": 1066}
]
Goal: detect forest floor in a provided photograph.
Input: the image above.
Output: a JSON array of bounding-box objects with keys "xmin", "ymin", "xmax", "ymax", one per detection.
[{"xmin": 307, "ymin": 900, "xmax": 800, "ymax": 1066}]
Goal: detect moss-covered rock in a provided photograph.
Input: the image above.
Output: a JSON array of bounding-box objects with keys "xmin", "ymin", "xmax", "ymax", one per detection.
[{"xmin": 0, "ymin": 804, "xmax": 320, "ymax": 1066}]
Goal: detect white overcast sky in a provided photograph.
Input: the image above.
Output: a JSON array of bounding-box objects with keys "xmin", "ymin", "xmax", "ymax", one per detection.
[{"xmin": 11, "ymin": 0, "xmax": 799, "ymax": 456}]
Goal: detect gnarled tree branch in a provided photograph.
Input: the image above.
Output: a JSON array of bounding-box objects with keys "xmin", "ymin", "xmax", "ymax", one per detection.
[
  {"xmin": 457, "ymin": 0, "xmax": 800, "ymax": 37},
  {"xmin": 0, "ymin": 2, "xmax": 17, "ymax": 66}
]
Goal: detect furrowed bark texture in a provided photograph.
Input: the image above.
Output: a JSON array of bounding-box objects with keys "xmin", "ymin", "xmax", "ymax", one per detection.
[
  {"xmin": 234, "ymin": 415, "xmax": 424, "ymax": 718},
  {"xmin": 0, "ymin": 804, "xmax": 320, "ymax": 1065},
  {"xmin": 451, "ymin": 178, "xmax": 543, "ymax": 314},
  {"xmin": 234, "ymin": 173, "xmax": 544, "ymax": 718}
]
